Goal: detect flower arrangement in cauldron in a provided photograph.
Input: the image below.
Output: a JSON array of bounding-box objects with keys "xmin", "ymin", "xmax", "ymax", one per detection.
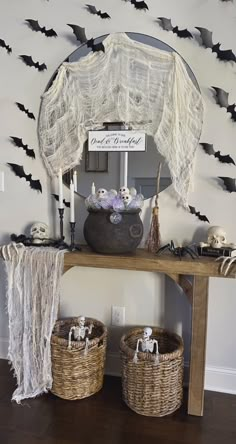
[{"xmin": 85, "ymin": 184, "xmax": 144, "ymax": 211}]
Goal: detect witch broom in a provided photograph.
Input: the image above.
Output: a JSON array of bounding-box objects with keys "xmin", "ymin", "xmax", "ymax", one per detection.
[{"xmin": 146, "ymin": 162, "xmax": 162, "ymax": 253}]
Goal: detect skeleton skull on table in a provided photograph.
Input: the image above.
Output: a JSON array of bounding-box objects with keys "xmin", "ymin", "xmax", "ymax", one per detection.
[
  {"xmin": 133, "ymin": 327, "xmax": 159, "ymax": 364},
  {"xmin": 207, "ymin": 226, "xmax": 227, "ymax": 249},
  {"xmin": 30, "ymin": 222, "xmax": 49, "ymax": 244}
]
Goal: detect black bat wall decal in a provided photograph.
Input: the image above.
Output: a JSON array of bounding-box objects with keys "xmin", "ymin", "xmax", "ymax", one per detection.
[
  {"xmin": 7, "ymin": 163, "xmax": 42, "ymax": 192},
  {"xmin": 0, "ymin": 38, "xmax": 12, "ymax": 54},
  {"xmin": 15, "ymin": 102, "xmax": 35, "ymax": 120},
  {"xmin": 19, "ymin": 55, "xmax": 47, "ymax": 71},
  {"xmin": 67, "ymin": 25, "xmax": 105, "ymax": 52},
  {"xmin": 85, "ymin": 5, "xmax": 110, "ymax": 19},
  {"xmin": 25, "ymin": 19, "xmax": 57, "ymax": 37},
  {"xmin": 218, "ymin": 177, "xmax": 236, "ymax": 192},
  {"xmin": 211, "ymin": 87, "xmax": 236, "ymax": 122},
  {"xmin": 10, "ymin": 137, "xmax": 35, "ymax": 159},
  {"xmin": 157, "ymin": 18, "xmax": 193, "ymax": 39},
  {"xmin": 200, "ymin": 143, "xmax": 235, "ymax": 165},
  {"xmin": 196, "ymin": 27, "xmax": 236, "ymax": 62},
  {"xmin": 52, "ymin": 194, "xmax": 70, "ymax": 208},
  {"xmin": 189, "ymin": 206, "xmax": 210, "ymax": 223},
  {"xmin": 130, "ymin": 0, "xmax": 149, "ymax": 10}
]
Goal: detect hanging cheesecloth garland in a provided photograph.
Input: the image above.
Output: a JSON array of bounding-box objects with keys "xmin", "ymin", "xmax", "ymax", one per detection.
[
  {"xmin": 38, "ymin": 32, "xmax": 203, "ymax": 206},
  {"xmin": 5, "ymin": 246, "xmax": 64, "ymax": 403}
]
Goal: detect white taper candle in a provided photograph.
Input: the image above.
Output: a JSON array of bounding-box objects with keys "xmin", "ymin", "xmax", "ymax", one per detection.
[
  {"xmin": 58, "ymin": 168, "xmax": 63, "ymax": 209},
  {"xmin": 73, "ymin": 170, "xmax": 78, "ymax": 193},
  {"xmin": 70, "ymin": 181, "xmax": 75, "ymax": 222},
  {"xmin": 91, "ymin": 182, "xmax": 96, "ymax": 195}
]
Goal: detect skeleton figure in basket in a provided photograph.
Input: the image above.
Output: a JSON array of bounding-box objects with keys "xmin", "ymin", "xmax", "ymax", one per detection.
[
  {"xmin": 68, "ymin": 316, "xmax": 93, "ymax": 352},
  {"xmin": 133, "ymin": 327, "xmax": 159, "ymax": 364}
]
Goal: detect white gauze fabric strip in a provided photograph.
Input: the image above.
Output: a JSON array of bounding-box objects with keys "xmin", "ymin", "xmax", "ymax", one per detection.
[{"xmin": 5, "ymin": 247, "xmax": 64, "ymax": 403}]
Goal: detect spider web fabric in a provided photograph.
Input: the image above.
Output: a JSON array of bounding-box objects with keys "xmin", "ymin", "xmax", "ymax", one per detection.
[
  {"xmin": 5, "ymin": 247, "xmax": 64, "ymax": 403},
  {"xmin": 38, "ymin": 33, "xmax": 203, "ymax": 206}
]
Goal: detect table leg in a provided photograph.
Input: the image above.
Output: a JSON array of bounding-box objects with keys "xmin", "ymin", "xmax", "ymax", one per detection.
[{"xmin": 188, "ymin": 276, "xmax": 209, "ymax": 416}]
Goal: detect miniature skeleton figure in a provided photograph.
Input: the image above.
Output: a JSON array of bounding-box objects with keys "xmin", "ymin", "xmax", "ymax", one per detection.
[
  {"xmin": 122, "ymin": 193, "xmax": 132, "ymax": 208},
  {"xmin": 68, "ymin": 316, "xmax": 94, "ymax": 352},
  {"xmin": 133, "ymin": 327, "xmax": 159, "ymax": 364},
  {"xmin": 200, "ymin": 226, "xmax": 236, "ymax": 249},
  {"xmin": 119, "ymin": 186, "xmax": 130, "ymax": 196},
  {"xmin": 119, "ymin": 186, "xmax": 137, "ymax": 197},
  {"xmin": 96, "ymin": 188, "xmax": 108, "ymax": 201},
  {"xmin": 30, "ymin": 222, "xmax": 49, "ymax": 244}
]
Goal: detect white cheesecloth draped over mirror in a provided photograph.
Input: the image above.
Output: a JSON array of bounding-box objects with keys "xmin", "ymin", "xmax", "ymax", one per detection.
[{"xmin": 38, "ymin": 32, "xmax": 203, "ymax": 206}]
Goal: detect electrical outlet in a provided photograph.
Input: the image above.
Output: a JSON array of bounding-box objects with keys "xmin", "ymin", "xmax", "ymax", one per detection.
[{"xmin": 111, "ymin": 306, "xmax": 125, "ymax": 326}]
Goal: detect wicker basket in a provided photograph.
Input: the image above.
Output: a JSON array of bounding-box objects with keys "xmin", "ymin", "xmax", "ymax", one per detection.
[
  {"xmin": 120, "ymin": 327, "xmax": 184, "ymax": 417},
  {"xmin": 51, "ymin": 317, "xmax": 107, "ymax": 400}
]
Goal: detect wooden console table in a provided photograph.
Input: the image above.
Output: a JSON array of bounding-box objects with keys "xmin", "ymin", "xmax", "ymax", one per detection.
[{"xmin": 64, "ymin": 248, "xmax": 234, "ymax": 417}]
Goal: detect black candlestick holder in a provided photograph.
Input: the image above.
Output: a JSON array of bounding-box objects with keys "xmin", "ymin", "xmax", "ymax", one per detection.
[
  {"xmin": 57, "ymin": 208, "xmax": 70, "ymax": 249},
  {"xmin": 58, "ymin": 208, "xmax": 64, "ymax": 241},
  {"xmin": 70, "ymin": 222, "xmax": 82, "ymax": 251}
]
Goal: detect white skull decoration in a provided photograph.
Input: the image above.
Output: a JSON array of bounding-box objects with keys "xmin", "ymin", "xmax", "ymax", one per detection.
[
  {"xmin": 207, "ymin": 226, "xmax": 227, "ymax": 249},
  {"xmin": 96, "ymin": 188, "xmax": 107, "ymax": 200},
  {"xmin": 122, "ymin": 193, "xmax": 132, "ymax": 207},
  {"xmin": 119, "ymin": 186, "xmax": 130, "ymax": 196},
  {"xmin": 30, "ymin": 222, "xmax": 49, "ymax": 244}
]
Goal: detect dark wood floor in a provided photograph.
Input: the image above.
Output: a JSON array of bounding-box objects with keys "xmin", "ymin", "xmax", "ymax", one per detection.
[{"xmin": 0, "ymin": 360, "xmax": 235, "ymax": 444}]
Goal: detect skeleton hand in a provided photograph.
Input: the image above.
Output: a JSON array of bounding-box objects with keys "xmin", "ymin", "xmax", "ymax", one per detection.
[
  {"xmin": 0, "ymin": 242, "xmax": 25, "ymax": 261},
  {"xmin": 68, "ymin": 326, "xmax": 76, "ymax": 349},
  {"xmin": 133, "ymin": 351, "xmax": 138, "ymax": 364}
]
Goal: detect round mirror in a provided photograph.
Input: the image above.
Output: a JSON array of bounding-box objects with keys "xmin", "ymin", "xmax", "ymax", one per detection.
[{"xmin": 45, "ymin": 32, "xmax": 200, "ymax": 199}]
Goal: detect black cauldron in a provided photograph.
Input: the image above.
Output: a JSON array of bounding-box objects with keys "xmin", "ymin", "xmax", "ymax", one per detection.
[{"xmin": 83, "ymin": 209, "xmax": 144, "ymax": 254}]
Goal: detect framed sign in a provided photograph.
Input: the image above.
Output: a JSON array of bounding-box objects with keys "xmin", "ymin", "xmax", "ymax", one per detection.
[{"xmin": 88, "ymin": 130, "xmax": 146, "ymax": 152}]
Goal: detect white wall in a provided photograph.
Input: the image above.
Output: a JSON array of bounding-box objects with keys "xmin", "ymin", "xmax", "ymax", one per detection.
[{"xmin": 0, "ymin": 0, "xmax": 236, "ymax": 393}]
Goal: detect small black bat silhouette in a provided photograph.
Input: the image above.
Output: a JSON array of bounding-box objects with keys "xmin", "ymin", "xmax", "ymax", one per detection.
[
  {"xmin": 85, "ymin": 5, "xmax": 110, "ymax": 19},
  {"xmin": 196, "ymin": 27, "xmax": 236, "ymax": 63},
  {"xmin": 211, "ymin": 87, "xmax": 236, "ymax": 122},
  {"xmin": 19, "ymin": 54, "xmax": 47, "ymax": 71},
  {"xmin": 7, "ymin": 163, "xmax": 42, "ymax": 192},
  {"xmin": 67, "ymin": 25, "xmax": 105, "ymax": 52},
  {"xmin": 52, "ymin": 194, "xmax": 70, "ymax": 208},
  {"xmin": 131, "ymin": 0, "xmax": 149, "ymax": 10},
  {"xmin": 218, "ymin": 177, "xmax": 236, "ymax": 192},
  {"xmin": 15, "ymin": 102, "xmax": 35, "ymax": 120},
  {"xmin": 0, "ymin": 38, "xmax": 12, "ymax": 54},
  {"xmin": 10, "ymin": 137, "xmax": 35, "ymax": 159},
  {"xmin": 87, "ymin": 38, "xmax": 105, "ymax": 53},
  {"xmin": 189, "ymin": 206, "xmax": 210, "ymax": 223},
  {"xmin": 157, "ymin": 18, "xmax": 193, "ymax": 39},
  {"xmin": 25, "ymin": 19, "xmax": 57, "ymax": 37},
  {"xmin": 67, "ymin": 24, "xmax": 87, "ymax": 43},
  {"xmin": 200, "ymin": 143, "xmax": 235, "ymax": 165}
]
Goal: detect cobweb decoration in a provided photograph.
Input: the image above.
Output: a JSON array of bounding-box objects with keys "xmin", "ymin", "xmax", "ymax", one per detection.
[{"xmin": 38, "ymin": 33, "xmax": 203, "ymax": 206}]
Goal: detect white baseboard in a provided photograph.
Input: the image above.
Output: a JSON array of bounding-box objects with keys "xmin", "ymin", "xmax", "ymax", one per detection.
[
  {"xmin": 105, "ymin": 352, "xmax": 236, "ymax": 395},
  {"xmin": 0, "ymin": 337, "xmax": 8, "ymax": 359},
  {"xmin": 205, "ymin": 365, "xmax": 236, "ymax": 394}
]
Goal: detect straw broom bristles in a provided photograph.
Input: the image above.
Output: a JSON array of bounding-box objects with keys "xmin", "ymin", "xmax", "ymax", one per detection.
[{"xmin": 146, "ymin": 162, "xmax": 162, "ymax": 253}]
